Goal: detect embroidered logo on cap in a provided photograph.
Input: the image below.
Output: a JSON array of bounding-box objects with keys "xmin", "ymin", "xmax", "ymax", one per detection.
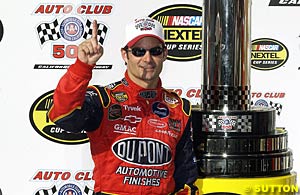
[{"xmin": 134, "ymin": 18, "xmax": 156, "ymax": 31}]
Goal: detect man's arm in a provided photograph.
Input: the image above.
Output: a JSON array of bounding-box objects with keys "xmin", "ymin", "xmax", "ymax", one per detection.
[
  {"xmin": 172, "ymin": 99, "xmax": 199, "ymax": 195},
  {"xmin": 48, "ymin": 59, "xmax": 103, "ymax": 133},
  {"xmin": 48, "ymin": 20, "xmax": 104, "ymax": 133}
]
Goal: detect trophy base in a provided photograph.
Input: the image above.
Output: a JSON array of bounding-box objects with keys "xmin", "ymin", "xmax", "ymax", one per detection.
[
  {"xmin": 192, "ymin": 107, "xmax": 293, "ymax": 177},
  {"xmin": 195, "ymin": 172, "xmax": 297, "ymax": 195}
]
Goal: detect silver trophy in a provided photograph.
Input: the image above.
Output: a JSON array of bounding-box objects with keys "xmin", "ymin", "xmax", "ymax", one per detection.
[{"xmin": 192, "ymin": 0, "xmax": 293, "ymax": 177}]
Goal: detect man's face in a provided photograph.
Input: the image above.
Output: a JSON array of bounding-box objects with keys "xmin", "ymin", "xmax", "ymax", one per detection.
[{"xmin": 121, "ymin": 37, "xmax": 167, "ymax": 88}]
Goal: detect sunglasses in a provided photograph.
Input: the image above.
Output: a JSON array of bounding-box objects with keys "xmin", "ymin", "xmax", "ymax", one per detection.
[{"xmin": 126, "ymin": 46, "xmax": 164, "ymax": 57}]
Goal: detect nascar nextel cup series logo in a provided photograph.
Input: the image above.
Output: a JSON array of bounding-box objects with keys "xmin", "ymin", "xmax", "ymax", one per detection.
[
  {"xmin": 29, "ymin": 90, "xmax": 89, "ymax": 145},
  {"xmin": 269, "ymin": 0, "xmax": 300, "ymax": 6},
  {"xmin": 149, "ymin": 4, "xmax": 202, "ymax": 61},
  {"xmin": 251, "ymin": 38, "xmax": 289, "ymax": 70}
]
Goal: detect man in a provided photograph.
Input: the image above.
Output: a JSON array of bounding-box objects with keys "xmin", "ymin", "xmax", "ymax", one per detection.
[{"xmin": 48, "ymin": 16, "xmax": 199, "ymax": 195}]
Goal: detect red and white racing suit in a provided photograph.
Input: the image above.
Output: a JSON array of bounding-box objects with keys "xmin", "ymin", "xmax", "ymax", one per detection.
[{"xmin": 48, "ymin": 59, "xmax": 199, "ymax": 195}]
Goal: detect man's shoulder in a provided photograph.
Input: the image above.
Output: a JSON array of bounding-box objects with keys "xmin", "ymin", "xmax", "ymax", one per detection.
[
  {"xmin": 162, "ymin": 88, "xmax": 189, "ymax": 102},
  {"xmin": 162, "ymin": 88, "xmax": 191, "ymax": 116}
]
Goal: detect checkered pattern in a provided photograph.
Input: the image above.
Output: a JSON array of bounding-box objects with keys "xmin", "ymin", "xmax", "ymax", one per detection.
[
  {"xmin": 202, "ymin": 114, "xmax": 252, "ymax": 132},
  {"xmin": 236, "ymin": 115, "xmax": 252, "ymax": 132},
  {"xmin": 202, "ymin": 85, "xmax": 251, "ymax": 110},
  {"xmin": 36, "ymin": 19, "xmax": 60, "ymax": 45},
  {"xmin": 83, "ymin": 19, "xmax": 108, "ymax": 45},
  {"xmin": 270, "ymin": 101, "xmax": 283, "ymax": 115},
  {"xmin": 35, "ymin": 185, "xmax": 57, "ymax": 195},
  {"xmin": 84, "ymin": 185, "xmax": 95, "ymax": 195},
  {"xmin": 202, "ymin": 114, "xmax": 217, "ymax": 130}
]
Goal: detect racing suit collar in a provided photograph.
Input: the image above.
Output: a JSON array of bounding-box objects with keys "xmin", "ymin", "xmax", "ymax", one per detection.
[{"xmin": 123, "ymin": 70, "xmax": 162, "ymax": 99}]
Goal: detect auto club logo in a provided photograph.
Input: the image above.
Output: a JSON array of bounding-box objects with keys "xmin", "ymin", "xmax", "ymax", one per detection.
[
  {"xmin": 59, "ymin": 17, "xmax": 84, "ymax": 42},
  {"xmin": 32, "ymin": 3, "xmax": 112, "ymax": 70},
  {"xmin": 217, "ymin": 116, "xmax": 237, "ymax": 131}
]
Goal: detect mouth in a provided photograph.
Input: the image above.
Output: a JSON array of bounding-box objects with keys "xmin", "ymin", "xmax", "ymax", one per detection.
[{"xmin": 139, "ymin": 64, "xmax": 155, "ymax": 71}]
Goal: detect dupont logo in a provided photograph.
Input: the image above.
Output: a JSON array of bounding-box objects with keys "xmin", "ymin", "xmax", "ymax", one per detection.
[
  {"xmin": 251, "ymin": 38, "xmax": 289, "ymax": 70},
  {"xmin": 269, "ymin": 0, "xmax": 300, "ymax": 6},
  {"xmin": 149, "ymin": 4, "xmax": 203, "ymax": 61},
  {"xmin": 112, "ymin": 138, "xmax": 172, "ymax": 166}
]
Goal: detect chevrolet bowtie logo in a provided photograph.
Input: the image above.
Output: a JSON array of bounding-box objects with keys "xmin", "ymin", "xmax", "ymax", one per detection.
[{"xmin": 123, "ymin": 115, "xmax": 142, "ymax": 124}]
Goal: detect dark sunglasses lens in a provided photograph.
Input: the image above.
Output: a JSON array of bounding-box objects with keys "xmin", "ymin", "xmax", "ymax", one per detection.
[
  {"xmin": 131, "ymin": 48, "xmax": 146, "ymax": 57},
  {"xmin": 149, "ymin": 47, "xmax": 163, "ymax": 56},
  {"xmin": 130, "ymin": 47, "xmax": 163, "ymax": 57}
]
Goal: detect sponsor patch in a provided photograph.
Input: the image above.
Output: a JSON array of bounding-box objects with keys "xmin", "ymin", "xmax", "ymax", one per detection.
[
  {"xmin": 139, "ymin": 90, "xmax": 157, "ymax": 99},
  {"xmin": 121, "ymin": 78, "xmax": 129, "ymax": 86},
  {"xmin": 108, "ymin": 104, "xmax": 122, "ymax": 120},
  {"xmin": 155, "ymin": 129, "xmax": 178, "ymax": 138},
  {"xmin": 163, "ymin": 91, "xmax": 179, "ymax": 107},
  {"xmin": 147, "ymin": 119, "xmax": 167, "ymax": 128},
  {"xmin": 123, "ymin": 115, "xmax": 142, "ymax": 124},
  {"xmin": 111, "ymin": 91, "xmax": 128, "ymax": 102},
  {"xmin": 112, "ymin": 137, "xmax": 171, "ymax": 166},
  {"xmin": 123, "ymin": 105, "xmax": 141, "ymax": 112},
  {"xmin": 115, "ymin": 166, "xmax": 168, "ymax": 187},
  {"xmin": 86, "ymin": 90, "xmax": 98, "ymax": 97},
  {"xmin": 106, "ymin": 82, "xmax": 118, "ymax": 89},
  {"xmin": 114, "ymin": 124, "xmax": 137, "ymax": 135},
  {"xmin": 168, "ymin": 118, "xmax": 181, "ymax": 132},
  {"xmin": 152, "ymin": 102, "xmax": 169, "ymax": 118}
]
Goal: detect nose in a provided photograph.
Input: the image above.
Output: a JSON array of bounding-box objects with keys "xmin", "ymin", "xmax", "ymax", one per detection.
[{"xmin": 142, "ymin": 50, "xmax": 152, "ymax": 62}]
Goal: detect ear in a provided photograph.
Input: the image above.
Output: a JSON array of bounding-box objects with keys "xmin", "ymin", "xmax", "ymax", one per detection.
[
  {"xmin": 121, "ymin": 48, "xmax": 129, "ymax": 64},
  {"xmin": 163, "ymin": 48, "xmax": 168, "ymax": 61}
]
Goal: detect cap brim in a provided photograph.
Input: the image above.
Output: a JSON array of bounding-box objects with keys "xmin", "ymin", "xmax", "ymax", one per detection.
[{"xmin": 126, "ymin": 34, "xmax": 165, "ymax": 48}]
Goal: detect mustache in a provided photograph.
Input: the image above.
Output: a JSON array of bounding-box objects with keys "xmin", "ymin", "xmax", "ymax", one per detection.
[{"xmin": 138, "ymin": 63, "xmax": 156, "ymax": 69}]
